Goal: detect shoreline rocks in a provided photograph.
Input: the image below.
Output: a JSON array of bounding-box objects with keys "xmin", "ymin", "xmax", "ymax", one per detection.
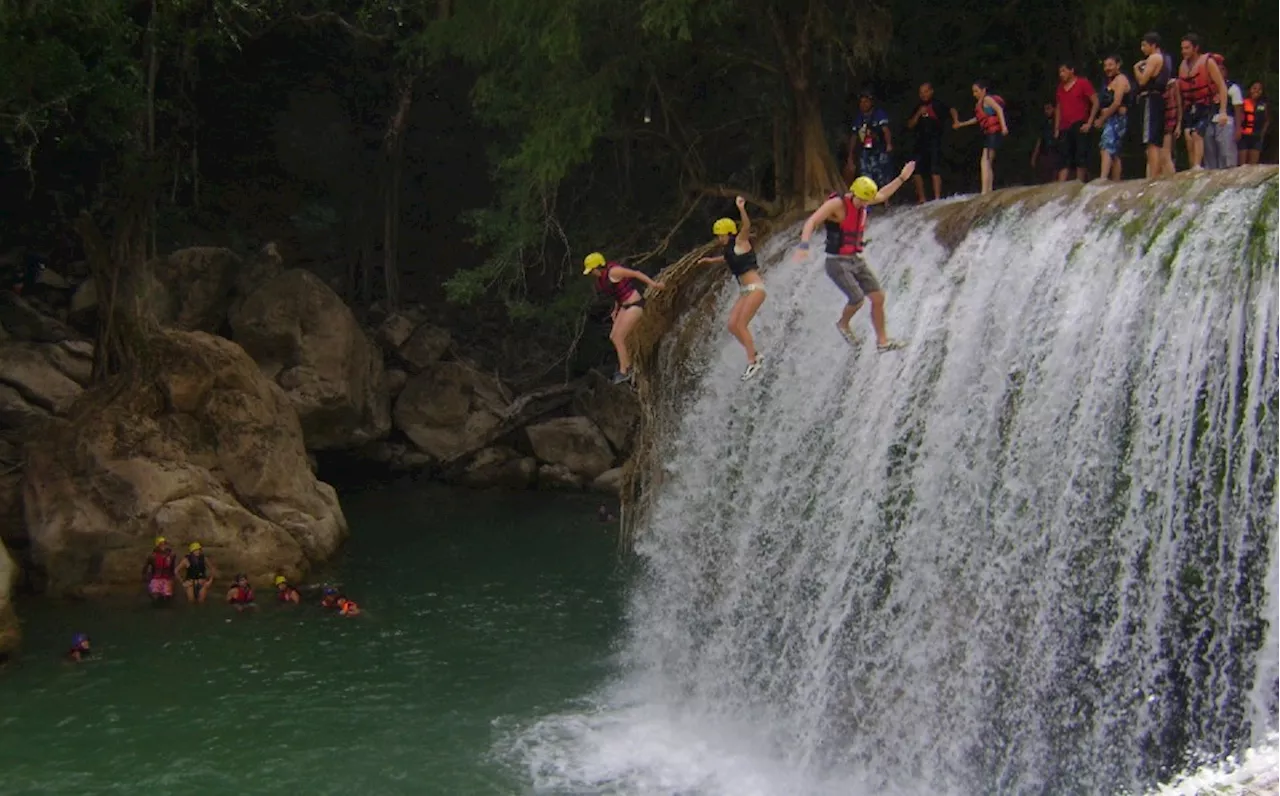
[{"xmin": 23, "ymin": 330, "xmax": 348, "ymax": 597}]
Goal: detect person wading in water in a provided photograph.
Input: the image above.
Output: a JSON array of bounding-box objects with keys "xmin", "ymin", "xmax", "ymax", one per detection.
[
  {"xmin": 697, "ymin": 196, "xmax": 766, "ymax": 381},
  {"xmin": 583, "ymin": 253, "xmax": 665, "ymax": 385},
  {"xmin": 793, "ymin": 162, "xmax": 915, "ymax": 353}
]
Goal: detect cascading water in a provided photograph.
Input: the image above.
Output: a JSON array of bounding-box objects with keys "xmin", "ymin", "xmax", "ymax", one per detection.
[{"xmin": 506, "ymin": 170, "xmax": 1279, "ymax": 795}]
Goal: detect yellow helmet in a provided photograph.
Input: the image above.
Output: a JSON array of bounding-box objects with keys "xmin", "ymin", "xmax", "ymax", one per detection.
[
  {"xmin": 582, "ymin": 252, "xmax": 606, "ymax": 274},
  {"xmin": 712, "ymin": 218, "xmax": 737, "ymax": 236},
  {"xmin": 851, "ymin": 177, "xmax": 878, "ymax": 201},
  {"xmin": 154, "ymin": 536, "xmax": 167, "ymax": 547},
  {"xmin": 188, "ymin": 542, "xmax": 202, "ymax": 552},
  {"xmin": 274, "ymin": 575, "xmax": 287, "ymax": 586}
]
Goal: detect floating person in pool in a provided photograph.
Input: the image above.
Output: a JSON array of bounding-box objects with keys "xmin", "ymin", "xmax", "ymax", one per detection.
[
  {"xmin": 66, "ymin": 633, "xmax": 92, "ymax": 663},
  {"xmin": 597, "ymin": 503, "xmax": 617, "ymax": 523},
  {"xmin": 794, "ymin": 162, "xmax": 915, "ymax": 353},
  {"xmin": 336, "ymin": 597, "xmax": 362, "ymax": 617},
  {"xmin": 226, "ymin": 574, "xmax": 257, "ymax": 612},
  {"xmin": 141, "ymin": 537, "xmax": 177, "ymax": 606},
  {"xmin": 320, "ymin": 586, "xmax": 361, "ymax": 616},
  {"xmin": 274, "ymin": 575, "xmax": 301, "ymax": 604},
  {"xmin": 320, "ymin": 585, "xmax": 341, "ymax": 610},
  {"xmin": 696, "ymin": 196, "xmax": 766, "ymax": 381},
  {"xmin": 176, "ymin": 541, "xmax": 216, "ymax": 604}
]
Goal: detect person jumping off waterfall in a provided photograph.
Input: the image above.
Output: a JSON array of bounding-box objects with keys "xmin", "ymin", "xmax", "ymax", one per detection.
[
  {"xmin": 583, "ymin": 253, "xmax": 666, "ymax": 385},
  {"xmin": 794, "ymin": 163, "xmax": 914, "ymax": 353},
  {"xmin": 696, "ymin": 196, "xmax": 766, "ymax": 381}
]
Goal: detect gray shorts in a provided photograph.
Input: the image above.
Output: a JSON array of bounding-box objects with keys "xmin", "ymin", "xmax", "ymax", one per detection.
[{"xmin": 824, "ymin": 255, "xmax": 882, "ymax": 306}]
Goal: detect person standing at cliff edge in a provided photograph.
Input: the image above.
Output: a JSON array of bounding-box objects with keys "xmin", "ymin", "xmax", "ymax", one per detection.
[
  {"xmin": 793, "ymin": 162, "xmax": 915, "ymax": 353},
  {"xmin": 696, "ymin": 196, "xmax": 766, "ymax": 381}
]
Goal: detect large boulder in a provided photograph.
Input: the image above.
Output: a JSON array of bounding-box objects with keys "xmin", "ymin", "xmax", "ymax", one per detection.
[
  {"xmin": 525, "ymin": 416, "xmax": 616, "ymax": 480},
  {"xmin": 231, "ymin": 269, "xmax": 391, "ymax": 450},
  {"xmin": 142, "ymin": 247, "xmax": 246, "ymax": 332},
  {"xmin": 458, "ymin": 446, "xmax": 537, "ymax": 490},
  {"xmin": 396, "ymin": 322, "xmax": 452, "ymax": 372},
  {"xmin": 0, "ymin": 340, "xmax": 93, "ymax": 429},
  {"xmin": 0, "ymin": 292, "xmax": 79, "ymax": 343},
  {"xmin": 22, "ymin": 330, "xmax": 348, "ymax": 596},
  {"xmin": 573, "ymin": 371, "xmax": 641, "ymax": 454},
  {"xmin": 0, "ymin": 539, "xmax": 17, "ymax": 656},
  {"xmin": 393, "ymin": 362, "xmax": 508, "ymax": 462}
]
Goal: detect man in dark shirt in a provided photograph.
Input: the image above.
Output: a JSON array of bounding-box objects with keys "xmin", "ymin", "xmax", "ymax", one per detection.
[{"xmin": 906, "ymin": 82, "xmax": 959, "ymax": 203}]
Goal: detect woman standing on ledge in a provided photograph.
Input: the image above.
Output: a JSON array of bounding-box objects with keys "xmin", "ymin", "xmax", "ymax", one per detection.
[
  {"xmin": 697, "ymin": 196, "xmax": 766, "ymax": 381},
  {"xmin": 583, "ymin": 252, "xmax": 665, "ymax": 385}
]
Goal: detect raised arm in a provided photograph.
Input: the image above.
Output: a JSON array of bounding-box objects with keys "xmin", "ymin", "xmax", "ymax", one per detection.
[
  {"xmin": 735, "ymin": 196, "xmax": 752, "ymax": 246},
  {"xmin": 870, "ymin": 161, "xmax": 917, "ymax": 205}
]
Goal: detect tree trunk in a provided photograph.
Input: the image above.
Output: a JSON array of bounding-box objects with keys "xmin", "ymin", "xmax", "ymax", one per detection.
[
  {"xmin": 76, "ymin": 204, "xmax": 154, "ymax": 384},
  {"xmin": 768, "ymin": 2, "xmax": 841, "ymax": 210},
  {"xmin": 145, "ymin": 0, "xmax": 159, "ymax": 260},
  {"xmin": 789, "ymin": 84, "xmax": 841, "ymax": 209},
  {"xmin": 381, "ymin": 75, "xmax": 414, "ymax": 313}
]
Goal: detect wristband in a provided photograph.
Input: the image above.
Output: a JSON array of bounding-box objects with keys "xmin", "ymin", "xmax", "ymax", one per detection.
[{"xmin": 798, "ymin": 242, "xmax": 810, "ymax": 249}]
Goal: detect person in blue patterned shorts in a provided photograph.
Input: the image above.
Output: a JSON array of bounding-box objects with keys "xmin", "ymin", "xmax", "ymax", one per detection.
[{"xmin": 1095, "ymin": 55, "xmax": 1133, "ymax": 180}]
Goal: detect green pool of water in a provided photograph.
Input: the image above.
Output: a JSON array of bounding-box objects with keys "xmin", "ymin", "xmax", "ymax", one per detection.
[{"xmin": 0, "ymin": 483, "xmax": 626, "ymax": 795}]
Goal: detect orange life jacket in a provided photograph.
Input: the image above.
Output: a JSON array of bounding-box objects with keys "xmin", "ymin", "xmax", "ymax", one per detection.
[
  {"xmin": 1178, "ymin": 53, "xmax": 1219, "ymax": 108},
  {"xmin": 977, "ymin": 95, "xmax": 1006, "ymax": 134},
  {"xmin": 1242, "ymin": 98, "xmax": 1259, "ymax": 134}
]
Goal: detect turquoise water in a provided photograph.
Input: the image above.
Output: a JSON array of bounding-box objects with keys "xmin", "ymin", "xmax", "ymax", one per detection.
[{"xmin": 0, "ymin": 483, "xmax": 626, "ymax": 795}]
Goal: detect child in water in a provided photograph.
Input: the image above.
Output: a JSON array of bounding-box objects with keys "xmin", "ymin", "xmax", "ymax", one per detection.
[
  {"xmin": 66, "ymin": 633, "xmax": 92, "ymax": 663},
  {"xmin": 274, "ymin": 575, "xmax": 301, "ymax": 604},
  {"xmin": 321, "ymin": 586, "xmax": 361, "ymax": 616},
  {"xmin": 226, "ymin": 574, "xmax": 257, "ymax": 612}
]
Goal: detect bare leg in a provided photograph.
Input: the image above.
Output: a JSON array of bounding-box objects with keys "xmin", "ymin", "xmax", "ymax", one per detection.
[
  {"xmin": 913, "ymin": 174, "xmax": 926, "ymax": 204},
  {"xmin": 838, "ymin": 299, "xmax": 864, "ymax": 333},
  {"xmin": 932, "ymin": 174, "xmax": 943, "ymax": 200},
  {"xmin": 1162, "ymin": 133, "xmax": 1178, "ymax": 174},
  {"xmin": 198, "ymin": 579, "xmax": 211, "ymax": 603},
  {"xmin": 868, "ymin": 291, "xmax": 891, "ymax": 346},
  {"xmin": 184, "ymin": 581, "xmax": 196, "ymax": 602},
  {"xmin": 1076, "ymin": 166, "xmax": 1088, "ymax": 182},
  {"xmin": 1110, "ymin": 155, "xmax": 1122, "ymax": 181},
  {"xmin": 979, "ymin": 151, "xmax": 993, "ymax": 194},
  {"xmin": 1145, "ymin": 145, "xmax": 1160, "ymax": 178},
  {"xmin": 610, "ymin": 306, "xmax": 644, "ymax": 373},
  {"xmin": 1185, "ymin": 130, "xmax": 1203, "ymax": 168},
  {"xmin": 727, "ymin": 291, "xmax": 766, "ymax": 363}
]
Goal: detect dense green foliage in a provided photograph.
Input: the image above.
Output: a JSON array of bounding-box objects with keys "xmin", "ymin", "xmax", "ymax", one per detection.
[{"xmin": 0, "ymin": 0, "xmax": 1275, "ymax": 371}]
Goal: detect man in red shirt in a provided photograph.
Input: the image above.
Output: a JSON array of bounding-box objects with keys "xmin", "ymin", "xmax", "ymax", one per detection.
[{"xmin": 1054, "ymin": 62, "xmax": 1100, "ymax": 182}]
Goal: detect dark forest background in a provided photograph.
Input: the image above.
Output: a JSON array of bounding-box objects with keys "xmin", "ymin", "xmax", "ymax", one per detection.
[{"xmin": 1, "ymin": 0, "xmax": 1275, "ymax": 384}]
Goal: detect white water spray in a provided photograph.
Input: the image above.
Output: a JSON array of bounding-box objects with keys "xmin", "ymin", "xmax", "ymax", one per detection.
[{"xmin": 510, "ymin": 173, "xmax": 1279, "ymax": 795}]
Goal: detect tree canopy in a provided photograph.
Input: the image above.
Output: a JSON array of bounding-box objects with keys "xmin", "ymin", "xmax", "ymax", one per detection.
[{"xmin": 0, "ymin": 0, "xmax": 1274, "ymax": 375}]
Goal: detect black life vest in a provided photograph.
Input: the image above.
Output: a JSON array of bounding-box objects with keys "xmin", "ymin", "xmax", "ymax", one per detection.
[
  {"xmin": 185, "ymin": 553, "xmax": 207, "ymax": 579},
  {"xmin": 823, "ymin": 194, "xmax": 868, "ymax": 256}
]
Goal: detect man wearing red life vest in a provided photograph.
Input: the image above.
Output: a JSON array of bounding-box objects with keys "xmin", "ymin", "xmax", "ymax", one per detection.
[
  {"xmin": 1177, "ymin": 33, "xmax": 1229, "ymax": 169},
  {"xmin": 793, "ymin": 162, "xmax": 915, "ymax": 353}
]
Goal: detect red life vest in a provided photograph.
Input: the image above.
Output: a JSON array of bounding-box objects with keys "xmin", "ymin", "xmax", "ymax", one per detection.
[
  {"xmin": 823, "ymin": 194, "xmax": 867, "ymax": 256},
  {"xmin": 151, "ymin": 551, "xmax": 175, "ymax": 577},
  {"xmin": 1242, "ymin": 97, "xmax": 1259, "ymax": 134},
  {"xmin": 1178, "ymin": 54, "xmax": 1216, "ymax": 108},
  {"xmin": 230, "ymin": 585, "xmax": 254, "ymax": 604},
  {"xmin": 977, "ymin": 95, "xmax": 1005, "ymax": 134},
  {"xmin": 595, "ymin": 263, "xmax": 638, "ymax": 306}
]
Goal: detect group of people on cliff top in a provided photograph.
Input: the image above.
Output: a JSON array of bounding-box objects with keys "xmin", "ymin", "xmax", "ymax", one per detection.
[
  {"xmin": 64, "ymin": 537, "xmax": 363, "ymax": 663},
  {"xmin": 582, "ymin": 30, "xmax": 1269, "ymax": 388},
  {"xmin": 851, "ymin": 32, "xmax": 1268, "ymax": 202}
]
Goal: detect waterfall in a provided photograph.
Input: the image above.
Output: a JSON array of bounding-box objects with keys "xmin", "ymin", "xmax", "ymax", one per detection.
[{"xmin": 509, "ymin": 170, "xmax": 1279, "ymax": 796}]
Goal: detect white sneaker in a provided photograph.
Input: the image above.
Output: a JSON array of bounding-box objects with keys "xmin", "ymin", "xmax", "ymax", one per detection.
[{"xmin": 741, "ymin": 355, "xmax": 764, "ymax": 381}]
